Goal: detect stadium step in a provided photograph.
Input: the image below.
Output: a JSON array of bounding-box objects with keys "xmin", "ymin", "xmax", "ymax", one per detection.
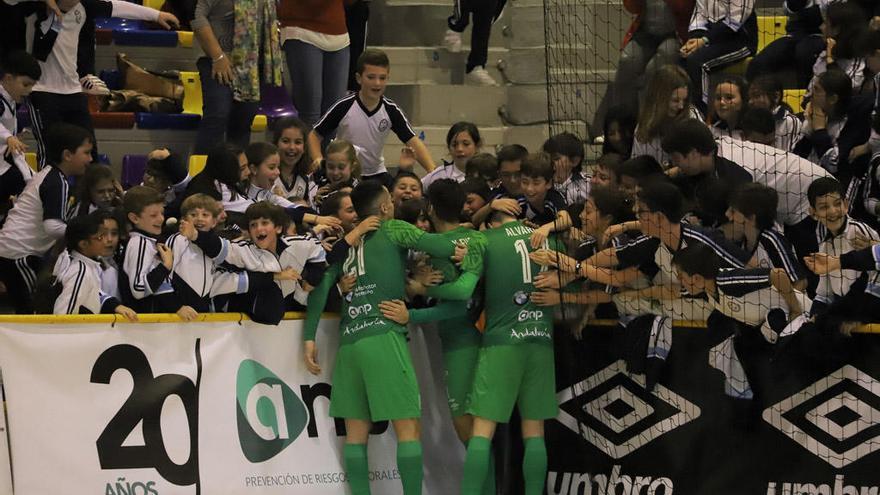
[
  {"xmin": 381, "ymin": 46, "xmax": 506, "ymax": 85},
  {"xmin": 384, "ymin": 84, "xmax": 507, "ymax": 127}
]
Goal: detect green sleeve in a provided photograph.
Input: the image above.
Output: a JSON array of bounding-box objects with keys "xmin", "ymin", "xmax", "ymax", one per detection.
[
  {"xmin": 384, "ymin": 219, "xmax": 455, "ymax": 259},
  {"xmin": 303, "ymin": 264, "xmax": 341, "ymax": 341},
  {"xmin": 425, "ymin": 271, "xmax": 479, "ymax": 301},
  {"xmin": 408, "ymin": 300, "xmax": 469, "ymax": 324},
  {"xmin": 459, "ymin": 231, "xmax": 487, "ymax": 275}
]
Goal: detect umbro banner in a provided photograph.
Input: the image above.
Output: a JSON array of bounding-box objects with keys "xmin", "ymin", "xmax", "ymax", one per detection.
[
  {"xmin": 0, "ymin": 318, "xmax": 463, "ymax": 495},
  {"xmin": 548, "ymin": 324, "xmax": 880, "ymax": 495}
]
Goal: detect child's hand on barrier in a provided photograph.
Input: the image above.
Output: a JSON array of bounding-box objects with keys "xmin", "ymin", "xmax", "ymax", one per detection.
[
  {"xmin": 176, "ymin": 305, "xmax": 199, "ymax": 322},
  {"xmin": 115, "ymin": 305, "xmax": 138, "ymax": 322}
]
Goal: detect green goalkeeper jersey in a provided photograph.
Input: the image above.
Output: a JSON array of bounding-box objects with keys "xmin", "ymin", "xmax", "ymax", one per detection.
[
  {"xmin": 482, "ymin": 220, "xmax": 559, "ymax": 346},
  {"xmin": 427, "ymin": 227, "xmax": 488, "ymax": 348},
  {"xmin": 304, "ymin": 219, "xmax": 456, "ymax": 344}
]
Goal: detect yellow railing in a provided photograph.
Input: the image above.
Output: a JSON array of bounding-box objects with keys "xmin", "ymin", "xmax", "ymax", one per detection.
[{"xmin": 0, "ymin": 315, "xmax": 877, "ymax": 334}]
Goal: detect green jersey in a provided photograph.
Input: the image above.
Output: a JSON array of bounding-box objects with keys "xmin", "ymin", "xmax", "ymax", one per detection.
[
  {"xmin": 427, "ymin": 227, "xmax": 488, "ymax": 347},
  {"xmin": 304, "ymin": 219, "xmax": 456, "ymax": 344},
  {"xmin": 482, "ymin": 220, "xmax": 558, "ymax": 346}
]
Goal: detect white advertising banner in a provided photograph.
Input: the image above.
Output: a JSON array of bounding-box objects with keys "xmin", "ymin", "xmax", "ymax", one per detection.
[{"xmin": 0, "ymin": 318, "xmax": 463, "ymax": 495}]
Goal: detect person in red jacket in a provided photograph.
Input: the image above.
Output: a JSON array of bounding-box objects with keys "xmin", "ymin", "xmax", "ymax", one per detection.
[{"xmin": 590, "ymin": 0, "xmax": 695, "ymax": 142}]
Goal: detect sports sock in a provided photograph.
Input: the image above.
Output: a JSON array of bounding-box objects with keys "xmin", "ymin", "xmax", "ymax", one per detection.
[
  {"xmin": 397, "ymin": 440, "xmax": 423, "ymax": 495},
  {"xmin": 484, "ymin": 446, "xmax": 497, "ymax": 495},
  {"xmin": 461, "ymin": 436, "xmax": 491, "ymax": 495},
  {"xmin": 523, "ymin": 437, "xmax": 548, "ymax": 495},
  {"xmin": 343, "ymin": 443, "xmax": 371, "ymax": 495}
]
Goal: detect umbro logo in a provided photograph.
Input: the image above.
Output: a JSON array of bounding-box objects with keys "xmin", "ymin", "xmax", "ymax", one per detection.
[
  {"xmin": 763, "ymin": 365, "xmax": 880, "ymax": 468},
  {"xmin": 555, "ymin": 360, "xmax": 701, "ymax": 458}
]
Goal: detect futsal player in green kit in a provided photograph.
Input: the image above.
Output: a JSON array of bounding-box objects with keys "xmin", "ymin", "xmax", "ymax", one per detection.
[
  {"xmin": 461, "ymin": 204, "xmax": 561, "ymax": 495},
  {"xmin": 380, "ymin": 179, "xmax": 494, "ymax": 494},
  {"xmin": 302, "ymin": 181, "xmax": 460, "ymax": 495}
]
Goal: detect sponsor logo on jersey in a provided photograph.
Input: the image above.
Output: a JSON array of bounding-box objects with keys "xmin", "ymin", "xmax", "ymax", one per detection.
[
  {"xmin": 348, "ymin": 303, "xmax": 373, "ymax": 319},
  {"xmin": 518, "ymin": 309, "xmax": 543, "ymax": 322},
  {"xmin": 514, "ymin": 291, "xmax": 529, "ymax": 305}
]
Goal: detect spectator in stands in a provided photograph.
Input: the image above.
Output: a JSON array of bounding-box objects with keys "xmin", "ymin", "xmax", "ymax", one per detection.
[
  {"xmin": 807, "ymin": 176, "xmax": 880, "ymax": 318},
  {"xmin": 725, "ymin": 182, "xmax": 808, "ymax": 290},
  {"xmin": 808, "ymin": 2, "xmax": 870, "ymax": 94},
  {"xmin": 468, "ymin": 144, "xmax": 528, "ymax": 227},
  {"xmin": 591, "ymin": 152, "xmax": 624, "ymax": 189},
  {"xmin": 664, "ymin": 118, "xmax": 830, "ymax": 230},
  {"xmin": 461, "ymin": 177, "xmax": 490, "ymax": 222},
  {"xmin": 278, "ymin": 0, "xmax": 351, "ymax": 127},
  {"xmin": 273, "ymin": 117, "xmax": 317, "ymax": 204},
  {"xmin": 344, "ymin": 0, "xmax": 369, "ymax": 91},
  {"xmin": 314, "ymin": 139, "xmax": 361, "ymax": 207},
  {"xmin": 746, "ymin": 0, "xmax": 827, "ymax": 88},
  {"xmin": 632, "ymin": 64, "xmax": 702, "ymax": 167},
  {"xmin": 542, "ymin": 132, "xmax": 590, "ymax": 206},
  {"xmin": 747, "ymin": 75, "xmax": 803, "ymax": 151},
  {"xmin": 73, "ymin": 163, "xmax": 121, "ymax": 216},
  {"xmin": 391, "ymin": 171, "xmax": 423, "ymax": 208},
  {"xmin": 517, "ymin": 152, "xmax": 567, "ymax": 226},
  {"xmin": 795, "ymin": 70, "xmax": 872, "ymax": 181},
  {"xmin": 614, "ymin": 155, "xmax": 665, "ymax": 199},
  {"xmin": 52, "ymin": 212, "xmax": 137, "ymax": 318},
  {"xmin": 847, "ymin": 30, "xmax": 880, "ymax": 163},
  {"xmin": 679, "ymin": 0, "xmax": 756, "ymax": 113},
  {"xmin": 464, "ymin": 153, "xmax": 498, "ymax": 188},
  {"xmin": 421, "ymin": 122, "xmax": 482, "ymax": 189},
  {"xmin": 182, "ymin": 143, "xmax": 251, "ymax": 226},
  {"xmin": 192, "ymin": 0, "xmax": 282, "ymax": 153},
  {"xmin": 309, "ymin": 49, "xmax": 437, "ymax": 185},
  {"xmin": 708, "ymin": 76, "xmax": 748, "ymax": 140},
  {"xmin": 589, "ymin": 0, "xmax": 694, "ymax": 140},
  {"xmin": 600, "ymin": 105, "xmax": 637, "ymax": 158},
  {"xmin": 120, "ymin": 185, "xmax": 188, "ymax": 315},
  {"xmin": 442, "ymin": 0, "xmax": 504, "ymax": 85},
  {"xmin": 8, "ymin": 0, "xmax": 179, "ymax": 168},
  {"xmin": 0, "ymin": 123, "xmax": 91, "ymax": 314},
  {"xmin": 396, "ymin": 198, "xmax": 432, "ymax": 232},
  {"xmin": 142, "ymin": 148, "xmax": 190, "ymax": 218},
  {"xmin": 740, "ymin": 107, "xmax": 777, "ymax": 147},
  {"xmin": 0, "ymin": 51, "xmax": 40, "ymax": 210},
  {"xmin": 93, "ymin": 207, "xmax": 123, "ymax": 301}
]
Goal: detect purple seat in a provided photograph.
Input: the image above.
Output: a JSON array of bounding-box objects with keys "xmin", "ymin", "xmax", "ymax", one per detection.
[
  {"xmin": 122, "ymin": 155, "xmax": 148, "ymax": 189},
  {"xmin": 257, "ymin": 85, "xmax": 297, "ymax": 119}
]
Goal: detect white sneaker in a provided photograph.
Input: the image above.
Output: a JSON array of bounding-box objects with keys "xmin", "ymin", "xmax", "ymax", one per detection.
[
  {"xmin": 80, "ymin": 74, "xmax": 110, "ymax": 96},
  {"xmin": 465, "ymin": 67, "xmax": 499, "ymax": 86},
  {"xmin": 443, "ymin": 29, "xmax": 462, "ymax": 53},
  {"xmin": 593, "ymin": 135, "xmax": 605, "ymax": 145}
]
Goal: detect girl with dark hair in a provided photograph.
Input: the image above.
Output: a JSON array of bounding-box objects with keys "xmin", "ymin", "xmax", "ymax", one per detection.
[
  {"xmin": 809, "ymin": 2, "xmax": 871, "ymax": 94},
  {"xmin": 273, "ymin": 117, "xmax": 319, "ymax": 203},
  {"xmin": 747, "ymin": 74, "xmax": 803, "ymax": 151},
  {"xmin": 602, "ymin": 105, "xmax": 637, "ymax": 158},
  {"xmin": 795, "ymin": 70, "xmax": 872, "ymax": 180},
  {"xmin": 708, "ymin": 76, "xmax": 749, "ymax": 140},
  {"xmin": 420, "ymin": 121, "xmax": 482, "ymax": 189},
  {"xmin": 73, "ymin": 164, "xmax": 121, "ymax": 216}
]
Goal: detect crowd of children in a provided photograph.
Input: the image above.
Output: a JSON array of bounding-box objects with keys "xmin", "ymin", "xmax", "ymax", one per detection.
[{"xmin": 3, "ymin": 1, "xmax": 880, "ymax": 494}]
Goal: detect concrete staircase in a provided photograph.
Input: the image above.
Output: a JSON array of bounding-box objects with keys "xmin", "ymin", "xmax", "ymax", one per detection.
[{"xmin": 64, "ymin": 0, "xmax": 640, "ymax": 169}]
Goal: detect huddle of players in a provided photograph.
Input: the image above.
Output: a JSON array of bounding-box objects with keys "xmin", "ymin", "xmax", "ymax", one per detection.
[{"xmin": 299, "ymin": 129, "xmax": 880, "ymax": 495}]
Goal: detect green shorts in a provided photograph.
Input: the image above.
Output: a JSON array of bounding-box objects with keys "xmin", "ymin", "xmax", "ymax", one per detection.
[
  {"xmin": 442, "ymin": 344, "xmax": 480, "ymax": 417},
  {"xmin": 467, "ymin": 343, "xmax": 558, "ymax": 422},
  {"xmin": 329, "ymin": 331, "xmax": 421, "ymax": 421}
]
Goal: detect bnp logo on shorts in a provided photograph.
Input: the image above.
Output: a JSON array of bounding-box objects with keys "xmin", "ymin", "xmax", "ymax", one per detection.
[{"xmin": 236, "ymin": 359, "xmax": 309, "ymax": 463}]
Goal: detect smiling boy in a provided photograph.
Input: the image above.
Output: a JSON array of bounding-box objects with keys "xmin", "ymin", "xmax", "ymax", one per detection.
[
  {"xmin": 308, "ymin": 49, "xmax": 437, "ymax": 184},
  {"xmin": 0, "ymin": 50, "xmax": 41, "ymax": 206},
  {"xmin": 0, "ymin": 123, "xmax": 91, "ymax": 313}
]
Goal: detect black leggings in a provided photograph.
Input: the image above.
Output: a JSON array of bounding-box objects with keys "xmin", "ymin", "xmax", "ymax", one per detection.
[
  {"xmin": 0, "ymin": 255, "xmax": 43, "ymax": 314},
  {"xmin": 448, "ymin": 0, "xmax": 504, "ymax": 72}
]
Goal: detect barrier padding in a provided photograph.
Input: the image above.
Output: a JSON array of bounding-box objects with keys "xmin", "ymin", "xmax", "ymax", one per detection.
[
  {"xmin": 135, "ymin": 112, "xmax": 201, "ymax": 130},
  {"xmin": 112, "ymin": 29, "xmax": 179, "ymax": 47}
]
